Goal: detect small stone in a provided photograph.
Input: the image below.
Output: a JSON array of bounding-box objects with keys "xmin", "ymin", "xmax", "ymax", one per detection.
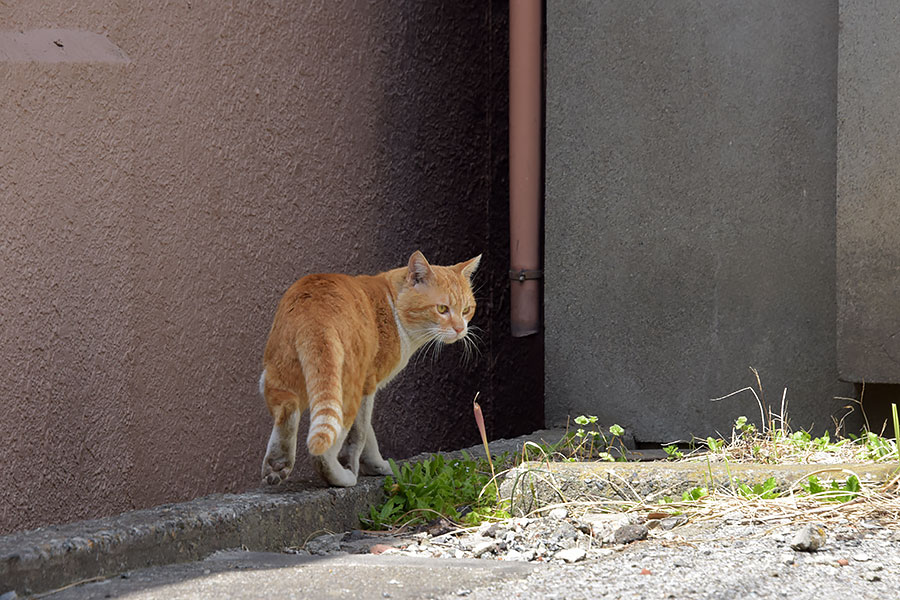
[
  {"xmin": 790, "ymin": 524, "xmax": 826, "ymax": 552},
  {"xmin": 370, "ymin": 544, "xmax": 394, "ymax": 555},
  {"xmin": 477, "ymin": 523, "xmax": 497, "ymax": 538},
  {"xmin": 837, "ymin": 558, "xmax": 849, "ymax": 567},
  {"xmin": 345, "ymin": 529, "xmax": 367, "ymax": 541},
  {"xmin": 504, "ymin": 549, "xmax": 525, "ymax": 561},
  {"xmin": 578, "ymin": 512, "xmax": 633, "ymax": 542},
  {"xmin": 548, "ymin": 508, "xmax": 568, "ymax": 520},
  {"xmin": 555, "ymin": 547, "xmax": 587, "ymax": 563},
  {"xmin": 614, "ymin": 524, "xmax": 649, "ymax": 545},
  {"xmin": 780, "ymin": 552, "xmax": 796, "ymax": 565},
  {"xmin": 658, "ymin": 515, "xmax": 688, "ymax": 531},
  {"xmin": 456, "ymin": 590, "xmax": 472, "ymax": 597},
  {"xmin": 865, "ymin": 573, "xmax": 882, "ymax": 583},
  {"xmin": 852, "ymin": 552, "xmax": 871, "ymax": 562},
  {"xmin": 472, "ymin": 540, "xmax": 499, "ymax": 558},
  {"xmin": 306, "ymin": 532, "xmax": 345, "ymax": 555},
  {"xmin": 0, "ymin": 591, "xmax": 18, "ymax": 600}
]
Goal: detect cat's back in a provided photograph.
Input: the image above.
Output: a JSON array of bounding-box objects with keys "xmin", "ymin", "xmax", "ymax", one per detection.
[
  {"xmin": 270, "ymin": 272, "xmax": 373, "ymax": 326},
  {"xmin": 265, "ymin": 271, "xmax": 393, "ymax": 352}
]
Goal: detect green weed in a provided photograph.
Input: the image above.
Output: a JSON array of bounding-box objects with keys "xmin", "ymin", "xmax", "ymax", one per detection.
[
  {"xmin": 662, "ymin": 444, "xmax": 684, "ymax": 461},
  {"xmin": 800, "ymin": 474, "xmax": 861, "ymax": 503},
  {"xmin": 362, "ymin": 452, "xmax": 509, "ymax": 530},
  {"xmin": 681, "ymin": 486, "xmax": 709, "ymax": 502},
  {"xmin": 735, "ymin": 476, "xmax": 779, "ymax": 500}
]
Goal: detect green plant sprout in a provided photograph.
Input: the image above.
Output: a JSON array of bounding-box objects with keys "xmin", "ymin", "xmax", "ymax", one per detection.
[
  {"xmin": 800, "ymin": 474, "xmax": 861, "ymax": 503},
  {"xmin": 735, "ymin": 476, "xmax": 779, "ymax": 500},
  {"xmin": 663, "ymin": 444, "xmax": 684, "ymax": 461}
]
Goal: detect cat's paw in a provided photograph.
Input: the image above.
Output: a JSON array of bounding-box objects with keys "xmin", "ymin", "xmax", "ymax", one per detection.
[
  {"xmin": 326, "ymin": 467, "xmax": 358, "ymax": 487},
  {"xmin": 360, "ymin": 458, "xmax": 393, "ymax": 476},
  {"xmin": 262, "ymin": 456, "xmax": 293, "ymax": 485}
]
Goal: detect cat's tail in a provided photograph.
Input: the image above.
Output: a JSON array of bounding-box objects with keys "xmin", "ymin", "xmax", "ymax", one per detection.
[{"xmin": 299, "ymin": 333, "xmax": 345, "ymax": 456}]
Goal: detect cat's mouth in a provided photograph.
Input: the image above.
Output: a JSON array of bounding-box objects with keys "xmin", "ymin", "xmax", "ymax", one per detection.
[{"xmin": 443, "ymin": 329, "xmax": 467, "ymax": 343}]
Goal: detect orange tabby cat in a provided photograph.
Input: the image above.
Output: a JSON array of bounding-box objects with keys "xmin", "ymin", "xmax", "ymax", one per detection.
[{"xmin": 260, "ymin": 250, "xmax": 481, "ymax": 487}]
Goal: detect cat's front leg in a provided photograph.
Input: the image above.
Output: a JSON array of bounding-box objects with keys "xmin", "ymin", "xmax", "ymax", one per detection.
[
  {"xmin": 339, "ymin": 413, "xmax": 366, "ymax": 477},
  {"xmin": 356, "ymin": 393, "xmax": 392, "ymax": 476}
]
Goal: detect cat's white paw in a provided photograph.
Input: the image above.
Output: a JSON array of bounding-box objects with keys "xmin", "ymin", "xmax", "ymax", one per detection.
[
  {"xmin": 326, "ymin": 467, "xmax": 358, "ymax": 487},
  {"xmin": 360, "ymin": 458, "xmax": 393, "ymax": 476},
  {"xmin": 262, "ymin": 455, "xmax": 293, "ymax": 485}
]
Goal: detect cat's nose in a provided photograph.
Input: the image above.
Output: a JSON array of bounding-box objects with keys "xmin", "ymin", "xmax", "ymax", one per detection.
[{"xmin": 453, "ymin": 323, "xmax": 465, "ymax": 334}]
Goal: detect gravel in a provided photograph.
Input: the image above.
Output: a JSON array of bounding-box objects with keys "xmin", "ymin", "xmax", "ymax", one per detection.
[{"xmin": 301, "ymin": 512, "xmax": 900, "ymax": 599}]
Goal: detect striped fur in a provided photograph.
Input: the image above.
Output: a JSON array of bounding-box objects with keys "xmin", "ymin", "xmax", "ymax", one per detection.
[{"xmin": 260, "ymin": 251, "xmax": 480, "ymax": 487}]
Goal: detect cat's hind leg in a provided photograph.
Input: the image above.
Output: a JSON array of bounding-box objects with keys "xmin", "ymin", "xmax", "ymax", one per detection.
[
  {"xmin": 312, "ymin": 426, "xmax": 357, "ymax": 487},
  {"xmin": 261, "ymin": 380, "xmax": 301, "ymax": 485},
  {"xmin": 356, "ymin": 393, "xmax": 392, "ymax": 476}
]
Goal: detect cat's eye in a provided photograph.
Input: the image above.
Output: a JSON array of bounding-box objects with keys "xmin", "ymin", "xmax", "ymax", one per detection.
[
  {"xmin": 462, "ymin": 306, "xmax": 472, "ymax": 315},
  {"xmin": 436, "ymin": 304, "xmax": 449, "ymax": 314}
]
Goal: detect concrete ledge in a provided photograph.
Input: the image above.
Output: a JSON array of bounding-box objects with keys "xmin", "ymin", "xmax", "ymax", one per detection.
[{"xmin": 0, "ymin": 480, "xmax": 384, "ymax": 596}]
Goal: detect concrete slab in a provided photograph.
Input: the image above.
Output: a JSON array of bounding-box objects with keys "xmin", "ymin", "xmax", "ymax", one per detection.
[
  {"xmin": 837, "ymin": 0, "xmax": 900, "ymax": 382},
  {"xmin": 545, "ymin": 0, "xmax": 856, "ymax": 443},
  {"xmin": 43, "ymin": 551, "xmax": 536, "ymax": 600}
]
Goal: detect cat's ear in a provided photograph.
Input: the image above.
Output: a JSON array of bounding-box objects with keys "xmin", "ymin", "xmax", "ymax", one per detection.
[
  {"xmin": 457, "ymin": 254, "xmax": 482, "ymax": 280},
  {"xmin": 407, "ymin": 250, "xmax": 435, "ymax": 286}
]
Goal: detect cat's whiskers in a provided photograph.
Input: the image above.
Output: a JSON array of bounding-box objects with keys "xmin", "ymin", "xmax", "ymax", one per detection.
[
  {"xmin": 410, "ymin": 327, "xmax": 446, "ymax": 367},
  {"xmin": 459, "ymin": 327, "xmax": 484, "ymax": 365}
]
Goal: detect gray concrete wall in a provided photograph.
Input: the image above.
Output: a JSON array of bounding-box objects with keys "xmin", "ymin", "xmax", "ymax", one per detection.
[
  {"xmin": 545, "ymin": 1, "xmax": 859, "ymax": 443},
  {"xmin": 836, "ymin": 1, "xmax": 900, "ymax": 383},
  {"xmin": 0, "ymin": 2, "xmax": 539, "ymax": 535}
]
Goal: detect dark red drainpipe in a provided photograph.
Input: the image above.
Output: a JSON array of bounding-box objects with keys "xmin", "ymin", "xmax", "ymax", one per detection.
[{"xmin": 509, "ymin": 0, "xmax": 543, "ymax": 337}]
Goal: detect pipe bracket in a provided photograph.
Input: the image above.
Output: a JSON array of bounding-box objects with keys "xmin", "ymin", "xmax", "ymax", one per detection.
[{"xmin": 509, "ymin": 269, "xmax": 543, "ymax": 283}]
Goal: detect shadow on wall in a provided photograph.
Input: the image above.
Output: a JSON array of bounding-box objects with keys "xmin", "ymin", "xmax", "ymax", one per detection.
[{"xmin": 361, "ymin": 2, "xmax": 544, "ymax": 462}]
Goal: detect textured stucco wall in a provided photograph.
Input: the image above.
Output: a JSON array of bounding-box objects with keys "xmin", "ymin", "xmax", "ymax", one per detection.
[
  {"xmin": 0, "ymin": 2, "xmax": 537, "ymax": 534},
  {"xmin": 545, "ymin": 1, "xmax": 858, "ymax": 442},
  {"xmin": 836, "ymin": 1, "xmax": 900, "ymax": 383}
]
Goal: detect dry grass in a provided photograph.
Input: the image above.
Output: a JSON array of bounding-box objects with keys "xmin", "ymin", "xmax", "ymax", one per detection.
[{"xmin": 506, "ymin": 370, "xmax": 900, "ymax": 530}]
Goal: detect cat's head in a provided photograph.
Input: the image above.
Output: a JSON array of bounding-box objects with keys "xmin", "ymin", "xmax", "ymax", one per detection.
[{"xmin": 396, "ymin": 250, "xmax": 481, "ymax": 346}]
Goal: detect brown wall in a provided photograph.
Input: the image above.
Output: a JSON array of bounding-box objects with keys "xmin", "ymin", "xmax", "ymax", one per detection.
[{"xmin": 0, "ymin": 2, "xmax": 542, "ymax": 534}]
